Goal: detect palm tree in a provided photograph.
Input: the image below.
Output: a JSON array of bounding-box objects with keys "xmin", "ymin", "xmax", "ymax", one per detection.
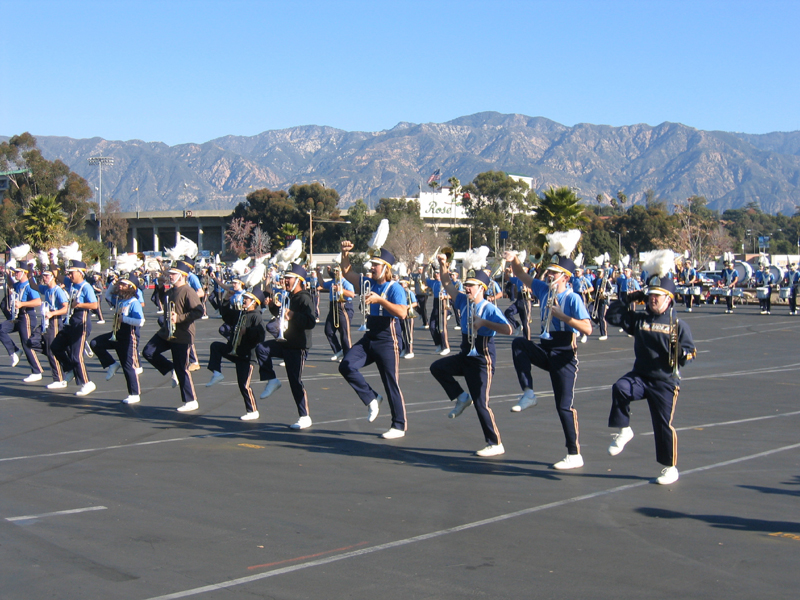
[
  {"xmin": 22, "ymin": 195, "xmax": 66, "ymax": 249},
  {"xmin": 533, "ymin": 186, "xmax": 588, "ymax": 236}
]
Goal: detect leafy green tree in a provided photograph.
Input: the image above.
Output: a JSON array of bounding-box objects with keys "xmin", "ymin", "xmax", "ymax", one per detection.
[
  {"xmin": 341, "ymin": 198, "xmax": 376, "ymax": 251},
  {"xmin": 276, "ymin": 223, "xmax": 302, "ymax": 250},
  {"xmin": 21, "ymin": 195, "xmax": 66, "ymax": 250},
  {"xmin": 532, "ymin": 186, "xmax": 588, "ymax": 238}
]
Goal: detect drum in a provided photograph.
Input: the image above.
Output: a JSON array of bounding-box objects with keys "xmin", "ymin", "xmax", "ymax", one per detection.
[
  {"xmin": 779, "ymin": 287, "xmax": 792, "ymax": 299},
  {"xmin": 689, "ymin": 286, "xmax": 701, "ymax": 295},
  {"xmin": 734, "ymin": 261, "xmax": 753, "ymax": 284},
  {"xmin": 732, "ymin": 288, "xmax": 744, "ymax": 297},
  {"xmin": 676, "ymin": 286, "xmax": 689, "ymax": 295},
  {"xmin": 769, "ymin": 265, "xmax": 786, "ymax": 285},
  {"xmin": 710, "ymin": 288, "xmax": 731, "ymax": 296},
  {"xmin": 756, "ymin": 287, "xmax": 770, "ymax": 299}
]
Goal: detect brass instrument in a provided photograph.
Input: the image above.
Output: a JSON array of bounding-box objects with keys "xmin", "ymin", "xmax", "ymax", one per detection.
[
  {"xmin": 539, "ymin": 280, "xmax": 559, "ymax": 340},
  {"xmin": 110, "ymin": 305, "xmax": 122, "ymax": 342},
  {"xmin": 8, "ymin": 290, "xmax": 18, "ymax": 320},
  {"xmin": 467, "ymin": 300, "xmax": 479, "ymax": 357},
  {"xmin": 167, "ymin": 300, "xmax": 177, "ymax": 339},
  {"xmin": 229, "ymin": 311, "xmax": 247, "ymax": 356},
  {"xmin": 405, "ymin": 286, "xmax": 418, "ymax": 319},
  {"xmin": 41, "ymin": 301, "xmax": 49, "ymax": 333},
  {"xmin": 358, "ymin": 275, "xmax": 370, "ymax": 332},
  {"xmin": 276, "ymin": 290, "xmax": 289, "ymax": 342},
  {"xmin": 65, "ymin": 286, "xmax": 80, "ymax": 323},
  {"xmin": 668, "ymin": 308, "xmax": 681, "ymax": 378},
  {"xmin": 332, "ymin": 267, "xmax": 345, "ymax": 329},
  {"xmin": 591, "ymin": 276, "xmax": 606, "ymax": 321}
]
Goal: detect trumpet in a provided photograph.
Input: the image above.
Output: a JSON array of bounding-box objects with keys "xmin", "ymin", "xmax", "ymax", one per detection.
[
  {"xmin": 668, "ymin": 308, "xmax": 681, "ymax": 378},
  {"xmin": 229, "ymin": 311, "xmax": 246, "ymax": 356},
  {"xmin": 276, "ymin": 290, "xmax": 289, "ymax": 342},
  {"xmin": 539, "ymin": 280, "xmax": 559, "ymax": 340},
  {"xmin": 358, "ymin": 275, "xmax": 370, "ymax": 332},
  {"xmin": 110, "ymin": 305, "xmax": 122, "ymax": 342},
  {"xmin": 467, "ymin": 300, "xmax": 479, "ymax": 357},
  {"xmin": 167, "ymin": 300, "xmax": 177, "ymax": 339}
]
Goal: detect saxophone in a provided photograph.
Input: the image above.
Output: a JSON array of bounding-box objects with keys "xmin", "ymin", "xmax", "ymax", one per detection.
[{"xmin": 229, "ymin": 311, "xmax": 246, "ymax": 356}]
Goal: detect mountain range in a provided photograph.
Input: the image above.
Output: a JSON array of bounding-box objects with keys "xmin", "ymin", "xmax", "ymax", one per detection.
[{"xmin": 6, "ymin": 112, "xmax": 800, "ymax": 215}]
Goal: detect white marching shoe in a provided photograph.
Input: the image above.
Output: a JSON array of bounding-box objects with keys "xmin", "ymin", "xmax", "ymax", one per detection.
[
  {"xmin": 404, "ymin": 352, "xmax": 415, "ymax": 359},
  {"xmin": 206, "ymin": 371, "xmax": 224, "ymax": 387},
  {"xmin": 367, "ymin": 394, "xmax": 383, "ymax": 422},
  {"xmin": 75, "ymin": 381, "xmax": 97, "ymax": 397},
  {"xmin": 106, "ymin": 362, "xmax": 120, "ymax": 381},
  {"xmin": 23, "ymin": 373, "xmax": 43, "ymax": 383},
  {"xmin": 476, "ymin": 443, "xmax": 505, "ymax": 457},
  {"xmin": 381, "ymin": 427, "xmax": 405, "ymax": 439},
  {"xmin": 123, "ymin": 395, "xmax": 140, "ymax": 404},
  {"xmin": 608, "ymin": 427, "xmax": 634, "ymax": 456},
  {"xmin": 290, "ymin": 415, "xmax": 312, "ymax": 429},
  {"xmin": 177, "ymin": 400, "xmax": 199, "ymax": 412},
  {"xmin": 135, "ymin": 366, "xmax": 144, "ymax": 375},
  {"xmin": 331, "ymin": 350, "xmax": 343, "ymax": 361},
  {"xmin": 511, "ymin": 389, "xmax": 537, "ymax": 412},
  {"xmin": 240, "ymin": 411, "xmax": 260, "ymax": 421},
  {"xmin": 10, "ymin": 351, "xmax": 20, "ymax": 367},
  {"xmin": 552, "ymin": 454, "xmax": 584, "ymax": 470},
  {"xmin": 448, "ymin": 392, "xmax": 473, "ymax": 419},
  {"xmin": 47, "ymin": 380, "xmax": 68, "ymax": 390},
  {"xmin": 656, "ymin": 466, "xmax": 679, "ymax": 485},
  {"xmin": 439, "ymin": 347, "xmax": 451, "ymax": 356},
  {"xmin": 171, "ymin": 371, "xmax": 179, "ymax": 388},
  {"xmin": 260, "ymin": 378, "xmax": 282, "ymax": 399},
  {"xmin": 580, "ymin": 334, "xmax": 587, "ymax": 344}
]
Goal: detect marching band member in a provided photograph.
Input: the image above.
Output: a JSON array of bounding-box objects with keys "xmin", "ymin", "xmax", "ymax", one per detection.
[
  {"xmin": 1, "ymin": 268, "xmax": 22, "ymax": 367},
  {"xmin": 590, "ymin": 267, "xmax": 614, "ymax": 341},
  {"xmin": 87, "ymin": 266, "xmax": 106, "ymax": 324},
  {"xmin": 570, "ymin": 266, "xmax": 593, "ymax": 343},
  {"xmin": 338, "ymin": 237, "xmax": 409, "ymax": 439},
  {"xmin": 142, "ymin": 260, "xmax": 204, "ymax": 411},
  {"xmin": 207, "ymin": 287, "xmax": 267, "ymax": 420},
  {"xmin": 38, "ymin": 268, "xmax": 69, "ymax": 388},
  {"xmin": 6, "ymin": 265, "xmax": 44, "ymax": 382},
  {"xmin": 755, "ymin": 264, "xmax": 775, "ymax": 315},
  {"xmin": 399, "ymin": 277, "xmax": 417, "ymax": 359},
  {"xmin": 318, "ymin": 265, "xmax": 355, "ymax": 361},
  {"xmin": 307, "ymin": 267, "xmax": 320, "ymax": 322},
  {"xmin": 89, "ymin": 274, "xmax": 145, "ymax": 404},
  {"xmin": 183, "ymin": 258, "xmax": 204, "ymax": 370},
  {"xmin": 254, "ymin": 264, "xmax": 316, "ymax": 429},
  {"xmin": 486, "ymin": 274, "xmax": 503, "ymax": 305},
  {"xmin": 719, "ymin": 260, "xmax": 739, "ymax": 314},
  {"xmin": 679, "ymin": 261, "xmax": 699, "ymax": 312},
  {"xmin": 604, "ymin": 251, "xmax": 696, "ymax": 485},
  {"xmin": 51, "ymin": 260, "xmax": 99, "ymax": 396},
  {"xmin": 616, "ymin": 267, "xmax": 641, "ymax": 312},
  {"xmin": 411, "ymin": 265, "xmax": 430, "ymax": 328},
  {"xmin": 430, "ymin": 257, "xmax": 512, "ymax": 457},
  {"xmin": 427, "ymin": 267, "xmax": 450, "ymax": 355},
  {"xmin": 449, "ymin": 270, "xmax": 464, "ymax": 330},
  {"xmin": 785, "ymin": 264, "xmax": 799, "ymax": 315},
  {"xmin": 505, "ymin": 230, "xmax": 593, "ymax": 470}
]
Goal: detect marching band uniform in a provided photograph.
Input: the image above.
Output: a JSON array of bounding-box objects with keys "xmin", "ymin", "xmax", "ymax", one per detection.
[
  {"xmin": 89, "ymin": 274, "xmax": 145, "ymax": 403},
  {"xmin": 427, "ymin": 271, "xmax": 450, "ymax": 355},
  {"xmin": 399, "ymin": 279, "xmax": 417, "ymax": 359},
  {"xmin": 450, "ymin": 271, "xmax": 464, "ymax": 330},
  {"xmin": 590, "ymin": 268, "xmax": 614, "ymax": 340},
  {"xmin": 430, "ymin": 268, "xmax": 512, "ymax": 456},
  {"xmin": 605, "ymin": 270, "xmax": 696, "ymax": 485},
  {"xmin": 679, "ymin": 264, "xmax": 699, "ymax": 312},
  {"xmin": 87, "ymin": 270, "xmax": 105, "ymax": 323},
  {"xmin": 37, "ymin": 270, "xmax": 69, "ymax": 388},
  {"xmin": 571, "ymin": 268, "xmax": 593, "ymax": 343},
  {"xmin": 755, "ymin": 266, "xmax": 774, "ymax": 314},
  {"xmin": 308, "ymin": 270, "xmax": 320, "ymax": 322},
  {"xmin": 319, "ymin": 267, "xmax": 355, "ymax": 360},
  {"xmin": 51, "ymin": 261, "xmax": 99, "ymax": 396},
  {"xmin": 254, "ymin": 264, "xmax": 316, "ymax": 429},
  {"xmin": 507, "ymin": 252, "xmax": 593, "ymax": 470},
  {"xmin": 487, "ymin": 278, "xmax": 503, "ymax": 306},
  {"xmin": 785, "ymin": 265, "xmax": 799, "ymax": 315},
  {"xmin": 6, "ymin": 266, "xmax": 44, "ymax": 381},
  {"xmin": 207, "ymin": 288, "xmax": 267, "ymax": 420},
  {"xmin": 339, "ymin": 245, "xmax": 409, "ymax": 439},
  {"xmin": 185, "ymin": 263, "xmax": 204, "ymax": 369},
  {"xmin": 616, "ymin": 268, "xmax": 641, "ymax": 312},
  {"xmin": 142, "ymin": 261, "xmax": 204, "ymax": 411},
  {"xmin": 719, "ymin": 261, "xmax": 738, "ymax": 313},
  {"xmin": 411, "ymin": 267, "xmax": 429, "ymax": 327}
]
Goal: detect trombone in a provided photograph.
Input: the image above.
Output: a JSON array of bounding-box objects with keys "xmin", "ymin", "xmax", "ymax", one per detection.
[
  {"xmin": 539, "ymin": 280, "xmax": 559, "ymax": 340},
  {"xmin": 332, "ymin": 267, "xmax": 345, "ymax": 329},
  {"xmin": 276, "ymin": 290, "xmax": 289, "ymax": 342},
  {"xmin": 358, "ymin": 274, "xmax": 370, "ymax": 332},
  {"xmin": 668, "ymin": 307, "xmax": 681, "ymax": 378}
]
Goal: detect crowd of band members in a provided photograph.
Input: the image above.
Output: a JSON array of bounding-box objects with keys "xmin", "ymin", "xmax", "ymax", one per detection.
[{"xmin": 4, "ymin": 247, "xmax": 799, "ymax": 484}]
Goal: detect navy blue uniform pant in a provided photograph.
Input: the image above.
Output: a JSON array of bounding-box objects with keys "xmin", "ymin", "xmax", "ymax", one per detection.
[
  {"xmin": 609, "ymin": 372, "xmax": 679, "ymax": 467},
  {"xmin": 207, "ymin": 341, "xmax": 258, "ymax": 413},
  {"xmin": 429, "ymin": 302, "xmax": 449, "ymax": 350},
  {"xmin": 13, "ymin": 312, "xmax": 43, "ymax": 374},
  {"xmin": 430, "ymin": 336, "xmax": 501, "ymax": 446},
  {"xmin": 33, "ymin": 318, "xmax": 64, "ymax": 382},
  {"xmin": 512, "ymin": 336, "xmax": 580, "ymax": 455},
  {"xmin": 416, "ymin": 294, "xmax": 428, "ymax": 326},
  {"xmin": 142, "ymin": 334, "xmax": 196, "ymax": 405},
  {"xmin": 339, "ymin": 328, "xmax": 406, "ymax": 431},
  {"xmin": 52, "ymin": 313, "xmax": 92, "ymax": 386},
  {"xmin": 255, "ymin": 340, "xmax": 309, "ymax": 417},
  {"xmin": 324, "ymin": 302, "xmax": 353, "ymax": 354},
  {"xmin": 91, "ymin": 330, "xmax": 141, "ymax": 396}
]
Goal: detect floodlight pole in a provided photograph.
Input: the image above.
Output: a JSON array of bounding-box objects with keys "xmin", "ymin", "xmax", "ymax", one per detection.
[{"xmin": 88, "ymin": 156, "xmax": 114, "ymax": 242}]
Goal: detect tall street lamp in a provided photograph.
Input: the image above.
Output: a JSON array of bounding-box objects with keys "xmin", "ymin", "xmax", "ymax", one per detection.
[
  {"xmin": 308, "ymin": 210, "xmax": 350, "ymax": 263},
  {"xmin": 88, "ymin": 156, "xmax": 114, "ymax": 242}
]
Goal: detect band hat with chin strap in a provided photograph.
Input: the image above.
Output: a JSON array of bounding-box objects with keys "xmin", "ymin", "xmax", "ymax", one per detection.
[
  {"xmin": 465, "ymin": 269, "xmax": 491, "ymax": 290},
  {"xmin": 369, "ymin": 248, "xmax": 396, "ymax": 269},
  {"xmin": 243, "ymin": 286, "xmax": 266, "ymax": 306},
  {"xmin": 119, "ymin": 272, "xmax": 140, "ymax": 290},
  {"xmin": 545, "ymin": 255, "xmax": 577, "ymax": 278},
  {"xmin": 66, "ymin": 260, "xmax": 88, "ymax": 272},
  {"xmin": 283, "ymin": 263, "xmax": 307, "ymax": 282},
  {"xmin": 169, "ymin": 261, "xmax": 193, "ymax": 276},
  {"xmin": 646, "ymin": 275, "xmax": 676, "ymax": 298},
  {"xmin": 11, "ymin": 264, "xmax": 32, "ymax": 275}
]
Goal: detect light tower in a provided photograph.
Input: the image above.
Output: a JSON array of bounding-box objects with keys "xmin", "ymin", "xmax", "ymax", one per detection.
[{"xmin": 88, "ymin": 156, "xmax": 114, "ymax": 242}]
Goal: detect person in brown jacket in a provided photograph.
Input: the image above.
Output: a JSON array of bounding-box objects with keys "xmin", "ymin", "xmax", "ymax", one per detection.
[{"xmin": 142, "ymin": 260, "xmax": 204, "ymax": 412}]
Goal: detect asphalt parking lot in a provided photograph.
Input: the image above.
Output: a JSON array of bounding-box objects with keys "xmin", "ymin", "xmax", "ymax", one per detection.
[{"xmin": 1, "ymin": 298, "xmax": 798, "ymax": 600}]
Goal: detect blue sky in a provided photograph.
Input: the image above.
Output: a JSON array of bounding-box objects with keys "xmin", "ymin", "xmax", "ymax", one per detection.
[{"xmin": 4, "ymin": 0, "xmax": 799, "ymax": 146}]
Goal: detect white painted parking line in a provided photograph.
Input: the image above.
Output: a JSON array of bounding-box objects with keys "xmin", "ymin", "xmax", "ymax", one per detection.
[
  {"xmin": 6, "ymin": 505, "xmax": 107, "ymax": 522},
  {"xmin": 142, "ymin": 441, "xmax": 800, "ymax": 600}
]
